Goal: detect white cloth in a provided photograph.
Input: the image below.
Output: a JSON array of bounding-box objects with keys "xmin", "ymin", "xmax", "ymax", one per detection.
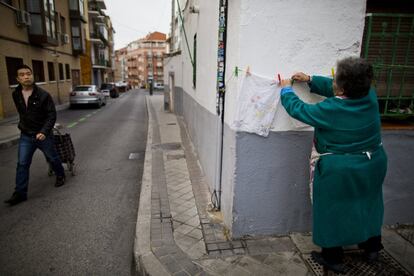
[{"xmin": 232, "ymin": 73, "xmax": 280, "ymax": 137}]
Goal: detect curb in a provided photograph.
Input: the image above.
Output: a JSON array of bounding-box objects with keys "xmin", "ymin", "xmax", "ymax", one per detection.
[
  {"xmin": 133, "ymin": 96, "xmax": 171, "ymax": 276},
  {"xmin": 0, "ymin": 137, "xmax": 20, "ymax": 150}
]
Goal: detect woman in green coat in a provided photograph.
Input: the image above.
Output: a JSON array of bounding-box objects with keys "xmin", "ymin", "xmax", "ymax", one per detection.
[{"xmin": 280, "ymin": 57, "xmax": 387, "ymax": 274}]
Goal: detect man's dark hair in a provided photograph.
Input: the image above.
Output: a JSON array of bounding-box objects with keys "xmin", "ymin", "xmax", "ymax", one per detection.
[
  {"xmin": 335, "ymin": 57, "xmax": 373, "ymax": 99},
  {"xmin": 16, "ymin": 64, "xmax": 33, "ymax": 75}
]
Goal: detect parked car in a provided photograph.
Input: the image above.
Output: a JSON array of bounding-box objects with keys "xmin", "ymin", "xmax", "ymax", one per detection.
[
  {"xmin": 116, "ymin": 81, "xmax": 129, "ymax": 92},
  {"xmin": 69, "ymin": 85, "xmax": 106, "ymax": 108},
  {"xmin": 101, "ymin": 82, "xmax": 119, "ymax": 98},
  {"xmin": 154, "ymin": 83, "xmax": 164, "ymax": 90}
]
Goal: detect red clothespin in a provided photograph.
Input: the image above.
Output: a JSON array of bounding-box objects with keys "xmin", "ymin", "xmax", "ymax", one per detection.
[
  {"xmin": 246, "ymin": 66, "xmax": 251, "ymax": 76},
  {"xmin": 277, "ymin": 73, "xmax": 281, "ymax": 83}
]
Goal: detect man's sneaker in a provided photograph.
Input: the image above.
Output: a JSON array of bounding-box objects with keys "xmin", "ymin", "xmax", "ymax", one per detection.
[
  {"xmin": 55, "ymin": 176, "xmax": 66, "ymax": 187},
  {"xmin": 4, "ymin": 192, "xmax": 27, "ymax": 206}
]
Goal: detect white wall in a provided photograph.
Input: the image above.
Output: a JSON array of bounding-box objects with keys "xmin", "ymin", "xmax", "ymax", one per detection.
[
  {"xmin": 225, "ymin": 0, "xmax": 367, "ymax": 131},
  {"xmin": 175, "ymin": 0, "xmax": 221, "ymax": 116}
]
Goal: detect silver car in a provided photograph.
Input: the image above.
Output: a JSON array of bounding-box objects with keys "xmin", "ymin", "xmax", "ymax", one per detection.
[{"xmin": 69, "ymin": 85, "xmax": 106, "ymax": 108}]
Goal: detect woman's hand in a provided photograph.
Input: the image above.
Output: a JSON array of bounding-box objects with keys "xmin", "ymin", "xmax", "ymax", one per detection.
[
  {"xmin": 280, "ymin": 79, "xmax": 293, "ymax": 88},
  {"xmin": 292, "ymin": 72, "xmax": 310, "ymax": 82}
]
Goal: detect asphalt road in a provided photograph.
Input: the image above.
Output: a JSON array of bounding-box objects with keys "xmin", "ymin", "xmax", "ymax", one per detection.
[{"xmin": 0, "ymin": 89, "xmax": 149, "ymax": 275}]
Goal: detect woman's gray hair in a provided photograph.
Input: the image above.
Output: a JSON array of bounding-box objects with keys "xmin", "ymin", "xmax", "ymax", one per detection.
[{"xmin": 335, "ymin": 57, "xmax": 373, "ymax": 99}]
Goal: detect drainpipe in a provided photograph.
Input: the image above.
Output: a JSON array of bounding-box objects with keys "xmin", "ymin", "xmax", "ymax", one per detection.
[{"xmin": 214, "ymin": 0, "xmax": 228, "ymax": 210}]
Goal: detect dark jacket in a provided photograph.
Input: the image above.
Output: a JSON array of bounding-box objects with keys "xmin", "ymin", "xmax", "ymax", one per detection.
[{"xmin": 12, "ymin": 84, "xmax": 57, "ymax": 136}]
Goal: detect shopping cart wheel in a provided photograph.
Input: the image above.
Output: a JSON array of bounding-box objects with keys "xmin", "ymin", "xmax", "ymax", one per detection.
[
  {"xmin": 48, "ymin": 164, "xmax": 54, "ymax": 176},
  {"xmin": 68, "ymin": 162, "xmax": 76, "ymax": 176}
]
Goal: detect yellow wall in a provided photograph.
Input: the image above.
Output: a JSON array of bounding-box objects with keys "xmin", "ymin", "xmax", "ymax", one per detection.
[{"xmin": 80, "ymin": 40, "xmax": 92, "ymax": 84}]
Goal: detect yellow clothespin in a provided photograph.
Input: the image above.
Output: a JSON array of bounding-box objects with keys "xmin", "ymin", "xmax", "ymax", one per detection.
[{"xmin": 331, "ymin": 68, "xmax": 335, "ymax": 79}]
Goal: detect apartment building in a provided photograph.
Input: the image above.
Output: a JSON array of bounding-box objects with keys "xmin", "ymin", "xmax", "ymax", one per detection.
[
  {"xmin": 87, "ymin": 0, "xmax": 115, "ymax": 87},
  {"xmin": 114, "ymin": 46, "xmax": 127, "ymax": 82},
  {"xmin": 0, "ymin": 0, "xmax": 84, "ymax": 119},
  {"xmin": 118, "ymin": 32, "xmax": 166, "ymax": 88}
]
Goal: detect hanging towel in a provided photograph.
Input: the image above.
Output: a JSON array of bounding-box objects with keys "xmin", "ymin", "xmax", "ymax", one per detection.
[{"xmin": 233, "ymin": 73, "xmax": 280, "ymax": 137}]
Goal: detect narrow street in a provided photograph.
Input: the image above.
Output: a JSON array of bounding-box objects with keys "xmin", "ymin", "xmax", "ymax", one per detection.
[{"xmin": 0, "ymin": 90, "xmax": 148, "ymax": 275}]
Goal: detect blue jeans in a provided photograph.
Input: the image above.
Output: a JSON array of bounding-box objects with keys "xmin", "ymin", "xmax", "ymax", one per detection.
[{"xmin": 16, "ymin": 133, "xmax": 65, "ymax": 197}]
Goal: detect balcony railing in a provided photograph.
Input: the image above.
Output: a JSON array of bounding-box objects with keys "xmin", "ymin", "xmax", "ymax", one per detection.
[{"xmin": 93, "ymin": 58, "xmax": 109, "ymax": 67}]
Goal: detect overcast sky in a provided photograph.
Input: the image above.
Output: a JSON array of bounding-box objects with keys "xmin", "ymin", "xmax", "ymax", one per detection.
[{"xmin": 104, "ymin": 0, "xmax": 172, "ymax": 50}]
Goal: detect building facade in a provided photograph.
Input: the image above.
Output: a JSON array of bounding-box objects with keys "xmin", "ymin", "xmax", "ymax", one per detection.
[
  {"xmin": 115, "ymin": 32, "xmax": 166, "ymax": 88},
  {"xmin": 0, "ymin": 0, "xmax": 115, "ymax": 119},
  {"xmin": 164, "ymin": 0, "xmax": 414, "ymax": 238},
  {"xmin": 87, "ymin": 0, "xmax": 115, "ymax": 87},
  {"xmin": 114, "ymin": 46, "xmax": 127, "ymax": 83},
  {"xmin": 0, "ymin": 0, "xmax": 83, "ymax": 119}
]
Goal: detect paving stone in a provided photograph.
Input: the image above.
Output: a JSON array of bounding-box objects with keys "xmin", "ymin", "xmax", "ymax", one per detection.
[
  {"xmin": 159, "ymin": 255, "xmax": 183, "ymax": 274},
  {"xmin": 173, "ymin": 270, "xmax": 191, "ymax": 276},
  {"xmin": 175, "ymin": 232, "xmax": 200, "ymax": 251},
  {"xmin": 187, "ymin": 228, "xmax": 203, "ymax": 240},
  {"xmin": 262, "ymin": 251, "xmax": 309, "ymax": 275},
  {"xmin": 227, "ymin": 256, "xmax": 277, "ymax": 276},
  {"xmin": 175, "ymin": 223, "xmax": 196, "ymax": 235},
  {"xmin": 382, "ymin": 227, "xmax": 414, "ymax": 275},
  {"xmin": 195, "ymin": 258, "xmax": 235, "ymax": 275},
  {"xmin": 186, "ymin": 216, "xmax": 201, "ymax": 227},
  {"xmin": 186, "ymin": 239, "xmax": 207, "ymax": 259},
  {"xmin": 289, "ymin": 232, "xmax": 320, "ymax": 254}
]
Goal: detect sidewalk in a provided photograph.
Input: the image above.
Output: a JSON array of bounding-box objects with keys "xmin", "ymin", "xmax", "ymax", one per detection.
[
  {"xmin": 0, "ymin": 103, "xmax": 69, "ymax": 150},
  {"xmin": 134, "ymin": 95, "xmax": 414, "ymax": 276}
]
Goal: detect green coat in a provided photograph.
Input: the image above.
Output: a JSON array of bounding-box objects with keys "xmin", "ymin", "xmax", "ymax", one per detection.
[{"xmin": 281, "ymin": 76, "xmax": 387, "ymax": 248}]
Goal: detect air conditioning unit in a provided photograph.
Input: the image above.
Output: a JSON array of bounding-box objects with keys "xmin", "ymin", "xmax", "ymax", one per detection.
[
  {"xmin": 62, "ymin": 34, "xmax": 70, "ymax": 44},
  {"xmin": 15, "ymin": 10, "xmax": 31, "ymax": 27}
]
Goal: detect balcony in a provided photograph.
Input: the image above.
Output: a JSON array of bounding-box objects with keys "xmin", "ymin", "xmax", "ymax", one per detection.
[
  {"xmin": 89, "ymin": 0, "xmax": 106, "ymax": 10},
  {"xmin": 92, "ymin": 58, "xmax": 109, "ymax": 68},
  {"xmin": 69, "ymin": 0, "xmax": 87, "ymax": 22}
]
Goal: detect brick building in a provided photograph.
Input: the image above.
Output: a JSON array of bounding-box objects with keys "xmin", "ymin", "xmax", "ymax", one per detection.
[{"xmin": 115, "ymin": 32, "xmax": 166, "ymax": 88}]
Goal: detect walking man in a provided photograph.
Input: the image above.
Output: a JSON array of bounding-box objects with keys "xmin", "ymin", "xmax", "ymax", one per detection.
[{"xmin": 4, "ymin": 65, "xmax": 65, "ymax": 206}]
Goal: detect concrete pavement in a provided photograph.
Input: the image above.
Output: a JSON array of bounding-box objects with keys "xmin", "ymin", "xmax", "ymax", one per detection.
[{"xmin": 135, "ymin": 94, "xmax": 414, "ymax": 276}]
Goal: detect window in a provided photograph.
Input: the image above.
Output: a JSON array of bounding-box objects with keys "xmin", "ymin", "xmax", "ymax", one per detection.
[
  {"xmin": 361, "ymin": 1, "xmax": 414, "ymax": 119},
  {"xmin": 26, "ymin": 0, "xmax": 58, "ymax": 45},
  {"xmin": 58, "ymin": 63, "xmax": 64, "ymax": 80},
  {"xmin": 60, "ymin": 15, "xmax": 66, "ymax": 34},
  {"xmin": 193, "ymin": 34, "xmax": 197, "ymax": 88},
  {"xmin": 32, "ymin": 60, "xmax": 45, "ymax": 82},
  {"xmin": 71, "ymin": 25, "xmax": 81, "ymax": 50},
  {"xmin": 65, "ymin": 64, "xmax": 71, "ymax": 79},
  {"xmin": 47, "ymin": 62, "xmax": 55, "ymax": 81},
  {"xmin": 45, "ymin": 0, "xmax": 57, "ymax": 39},
  {"xmin": 5, "ymin": 57, "xmax": 24, "ymax": 85}
]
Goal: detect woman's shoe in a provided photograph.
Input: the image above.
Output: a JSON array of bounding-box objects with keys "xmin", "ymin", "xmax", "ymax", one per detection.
[
  {"xmin": 311, "ymin": 251, "xmax": 346, "ymax": 274},
  {"xmin": 364, "ymin": 251, "xmax": 380, "ymax": 263}
]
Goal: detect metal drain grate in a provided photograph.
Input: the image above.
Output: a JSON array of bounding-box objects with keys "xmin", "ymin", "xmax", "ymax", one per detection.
[{"xmin": 303, "ymin": 250, "xmax": 412, "ymax": 276}]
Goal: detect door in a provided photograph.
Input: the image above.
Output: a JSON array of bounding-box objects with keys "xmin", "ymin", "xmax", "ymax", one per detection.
[{"xmin": 71, "ymin": 69, "xmax": 80, "ymax": 87}]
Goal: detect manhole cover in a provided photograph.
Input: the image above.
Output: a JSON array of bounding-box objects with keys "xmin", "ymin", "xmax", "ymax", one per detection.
[{"xmin": 303, "ymin": 250, "xmax": 412, "ymax": 276}]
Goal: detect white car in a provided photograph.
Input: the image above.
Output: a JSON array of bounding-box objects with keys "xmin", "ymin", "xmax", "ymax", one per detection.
[
  {"xmin": 69, "ymin": 85, "xmax": 106, "ymax": 108},
  {"xmin": 154, "ymin": 83, "xmax": 164, "ymax": 90}
]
